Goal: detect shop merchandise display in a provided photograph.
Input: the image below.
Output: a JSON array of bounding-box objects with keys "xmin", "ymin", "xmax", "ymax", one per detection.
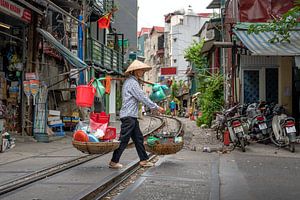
[
  {"xmin": 0, "ymin": 132, "xmax": 15, "ymax": 153},
  {"xmin": 0, "ymin": 40, "xmax": 23, "ymax": 134}
]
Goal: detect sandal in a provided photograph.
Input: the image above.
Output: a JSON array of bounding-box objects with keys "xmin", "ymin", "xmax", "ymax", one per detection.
[
  {"xmin": 139, "ymin": 161, "xmax": 154, "ymax": 167},
  {"xmin": 109, "ymin": 161, "xmax": 123, "ymax": 169}
]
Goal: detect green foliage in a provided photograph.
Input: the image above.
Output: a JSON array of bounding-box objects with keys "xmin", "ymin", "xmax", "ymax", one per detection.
[
  {"xmin": 179, "ymin": 80, "xmax": 183, "ymax": 87},
  {"xmin": 184, "ymin": 39, "xmax": 207, "ymax": 69},
  {"xmin": 248, "ymin": 1, "xmax": 300, "ymax": 43},
  {"xmin": 171, "ymin": 79, "xmax": 178, "ymax": 99},
  {"xmin": 196, "ymin": 74, "xmax": 224, "ymax": 126},
  {"xmin": 165, "ymin": 108, "xmax": 171, "ymax": 115},
  {"xmin": 184, "ymin": 38, "xmax": 224, "ymax": 127}
]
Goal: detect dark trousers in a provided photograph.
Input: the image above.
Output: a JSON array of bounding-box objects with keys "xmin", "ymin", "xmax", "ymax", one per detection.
[{"xmin": 111, "ymin": 117, "xmax": 149, "ymax": 163}]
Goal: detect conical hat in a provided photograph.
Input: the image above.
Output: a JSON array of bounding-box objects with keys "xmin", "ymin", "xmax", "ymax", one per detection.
[{"xmin": 125, "ymin": 60, "xmax": 152, "ymax": 75}]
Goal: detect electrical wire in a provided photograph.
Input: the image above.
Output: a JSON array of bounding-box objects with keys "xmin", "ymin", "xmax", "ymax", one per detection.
[{"xmin": 47, "ymin": 66, "xmax": 91, "ymax": 89}]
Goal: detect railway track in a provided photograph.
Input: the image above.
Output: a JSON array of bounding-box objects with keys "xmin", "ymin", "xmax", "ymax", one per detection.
[
  {"xmin": 76, "ymin": 115, "xmax": 183, "ymax": 200},
  {"xmin": 0, "ymin": 115, "xmax": 183, "ymax": 199}
]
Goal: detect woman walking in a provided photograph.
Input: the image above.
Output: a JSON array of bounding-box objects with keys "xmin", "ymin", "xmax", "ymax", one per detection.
[{"xmin": 109, "ymin": 60, "xmax": 165, "ymax": 169}]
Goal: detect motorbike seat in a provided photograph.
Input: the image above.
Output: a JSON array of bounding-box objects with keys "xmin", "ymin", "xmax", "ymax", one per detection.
[{"xmin": 279, "ymin": 117, "xmax": 295, "ymax": 125}]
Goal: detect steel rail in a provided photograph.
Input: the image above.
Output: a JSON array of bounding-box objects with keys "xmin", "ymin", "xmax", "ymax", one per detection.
[
  {"xmin": 0, "ymin": 116, "xmax": 163, "ymax": 196},
  {"xmin": 75, "ymin": 116, "xmax": 183, "ymax": 200},
  {"xmin": 75, "ymin": 154, "xmax": 156, "ymax": 200},
  {"xmin": 0, "ymin": 154, "xmax": 100, "ymax": 195}
]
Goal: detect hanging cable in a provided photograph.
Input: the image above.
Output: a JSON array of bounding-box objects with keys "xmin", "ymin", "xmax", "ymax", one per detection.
[{"xmin": 47, "ymin": 66, "xmax": 91, "ymax": 89}]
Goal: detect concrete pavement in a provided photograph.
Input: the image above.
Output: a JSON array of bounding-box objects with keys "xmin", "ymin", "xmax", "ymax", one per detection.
[
  {"xmin": 9, "ymin": 117, "xmax": 300, "ymax": 200},
  {"xmin": 115, "ymin": 150, "xmax": 220, "ymax": 200},
  {"xmin": 0, "ymin": 116, "xmax": 220, "ymax": 200}
]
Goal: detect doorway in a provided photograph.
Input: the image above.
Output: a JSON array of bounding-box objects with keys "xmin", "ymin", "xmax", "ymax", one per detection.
[{"xmin": 242, "ymin": 68, "xmax": 278, "ymax": 104}]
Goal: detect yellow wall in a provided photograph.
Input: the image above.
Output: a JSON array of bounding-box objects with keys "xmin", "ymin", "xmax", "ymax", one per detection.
[{"xmin": 278, "ymin": 57, "xmax": 293, "ymax": 113}]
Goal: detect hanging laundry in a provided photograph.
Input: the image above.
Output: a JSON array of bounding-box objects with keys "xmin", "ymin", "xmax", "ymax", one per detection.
[{"xmin": 105, "ymin": 76, "xmax": 111, "ymax": 94}]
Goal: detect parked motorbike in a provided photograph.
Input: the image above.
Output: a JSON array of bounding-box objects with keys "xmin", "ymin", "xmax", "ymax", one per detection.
[
  {"xmin": 211, "ymin": 111, "xmax": 225, "ymax": 141},
  {"xmin": 271, "ymin": 105, "xmax": 297, "ymax": 152},
  {"xmin": 245, "ymin": 103, "xmax": 269, "ymax": 142},
  {"xmin": 227, "ymin": 116, "xmax": 249, "ymax": 152},
  {"xmin": 214, "ymin": 105, "xmax": 249, "ymax": 152}
]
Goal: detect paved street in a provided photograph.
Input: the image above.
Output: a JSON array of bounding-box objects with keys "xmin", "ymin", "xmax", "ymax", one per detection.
[
  {"xmin": 118, "ymin": 117, "xmax": 300, "ymax": 200},
  {"xmin": 1, "ymin": 1, "xmax": 300, "ymax": 199},
  {"xmin": 220, "ymin": 143, "xmax": 300, "ymax": 200},
  {"xmin": 1, "ymin": 117, "xmax": 300, "ymax": 200},
  {"xmin": 183, "ymin": 117, "xmax": 300, "ymax": 200}
]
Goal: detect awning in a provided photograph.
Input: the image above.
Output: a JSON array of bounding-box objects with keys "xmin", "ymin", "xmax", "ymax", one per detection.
[
  {"xmin": 201, "ymin": 40, "xmax": 215, "ymax": 54},
  {"xmin": 207, "ymin": 0, "xmax": 221, "ymax": 9},
  {"xmin": 201, "ymin": 40, "xmax": 233, "ymax": 54},
  {"xmin": 37, "ymin": 28, "xmax": 88, "ymax": 68},
  {"xmin": 233, "ymin": 26, "xmax": 300, "ymax": 56}
]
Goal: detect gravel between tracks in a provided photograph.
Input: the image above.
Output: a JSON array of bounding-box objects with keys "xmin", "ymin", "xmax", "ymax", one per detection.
[{"xmin": 179, "ymin": 117, "xmax": 223, "ymax": 152}]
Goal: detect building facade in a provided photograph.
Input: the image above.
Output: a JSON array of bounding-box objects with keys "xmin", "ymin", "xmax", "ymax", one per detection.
[
  {"xmin": 143, "ymin": 26, "xmax": 164, "ymax": 95},
  {"xmin": 205, "ymin": 0, "xmax": 298, "ymax": 121},
  {"xmin": 137, "ymin": 27, "xmax": 151, "ymax": 59},
  {"xmin": 163, "ymin": 8, "xmax": 211, "ymax": 80}
]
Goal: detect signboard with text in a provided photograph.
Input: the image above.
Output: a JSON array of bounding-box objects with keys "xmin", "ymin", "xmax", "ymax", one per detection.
[
  {"xmin": 161, "ymin": 67, "xmax": 177, "ymax": 75},
  {"xmin": 0, "ymin": 0, "xmax": 31, "ymax": 23}
]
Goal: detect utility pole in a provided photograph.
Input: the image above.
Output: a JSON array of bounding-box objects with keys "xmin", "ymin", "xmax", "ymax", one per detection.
[
  {"xmin": 220, "ymin": 0, "xmax": 227, "ymax": 106},
  {"xmin": 78, "ymin": 0, "xmax": 85, "ymax": 84}
]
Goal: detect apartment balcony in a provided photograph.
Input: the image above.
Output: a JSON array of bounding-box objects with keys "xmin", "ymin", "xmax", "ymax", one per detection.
[
  {"xmin": 85, "ymin": 37, "xmax": 124, "ymax": 74},
  {"xmin": 89, "ymin": 0, "xmax": 116, "ymax": 21}
]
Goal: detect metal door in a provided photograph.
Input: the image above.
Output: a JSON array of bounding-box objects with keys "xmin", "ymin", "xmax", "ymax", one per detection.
[{"xmin": 243, "ymin": 70, "xmax": 259, "ymax": 103}]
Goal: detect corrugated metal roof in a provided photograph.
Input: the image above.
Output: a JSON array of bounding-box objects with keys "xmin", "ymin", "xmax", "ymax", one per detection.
[
  {"xmin": 234, "ymin": 28, "xmax": 300, "ymax": 56},
  {"xmin": 206, "ymin": 0, "xmax": 221, "ymax": 9},
  {"xmin": 37, "ymin": 28, "xmax": 88, "ymax": 68}
]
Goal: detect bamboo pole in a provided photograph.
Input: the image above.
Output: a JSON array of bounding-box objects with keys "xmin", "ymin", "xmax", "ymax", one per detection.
[{"xmin": 105, "ymin": 77, "xmax": 154, "ymax": 85}]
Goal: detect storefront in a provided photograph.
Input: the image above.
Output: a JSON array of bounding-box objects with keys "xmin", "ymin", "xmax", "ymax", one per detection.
[
  {"xmin": 233, "ymin": 24, "xmax": 300, "ymax": 115},
  {"xmin": 0, "ymin": 0, "xmax": 31, "ymax": 134}
]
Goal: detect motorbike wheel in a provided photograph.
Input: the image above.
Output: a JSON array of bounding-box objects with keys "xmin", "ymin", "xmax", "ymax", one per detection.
[
  {"xmin": 270, "ymin": 131, "xmax": 288, "ymax": 148},
  {"xmin": 216, "ymin": 127, "xmax": 220, "ymax": 140},
  {"xmin": 216, "ymin": 127, "xmax": 224, "ymax": 142},
  {"xmin": 289, "ymin": 142, "xmax": 295, "ymax": 153},
  {"xmin": 240, "ymin": 138, "xmax": 246, "ymax": 152}
]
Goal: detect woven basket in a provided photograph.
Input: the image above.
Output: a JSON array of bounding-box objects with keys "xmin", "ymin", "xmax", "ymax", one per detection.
[
  {"xmin": 144, "ymin": 141, "xmax": 184, "ymax": 155},
  {"xmin": 72, "ymin": 140, "xmax": 120, "ymax": 154}
]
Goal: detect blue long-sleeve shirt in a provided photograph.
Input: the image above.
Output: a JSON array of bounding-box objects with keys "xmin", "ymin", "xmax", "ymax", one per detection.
[{"xmin": 120, "ymin": 76, "xmax": 158, "ymax": 119}]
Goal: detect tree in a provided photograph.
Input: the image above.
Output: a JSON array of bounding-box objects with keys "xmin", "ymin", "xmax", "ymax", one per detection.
[
  {"xmin": 184, "ymin": 40, "xmax": 224, "ymax": 126},
  {"xmin": 184, "ymin": 39, "xmax": 207, "ymax": 69},
  {"xmin": 196, "ymin": 74, "xmax": 224, "ymax": 126},
  {"xmin": 248, "ymin": 0, "xmax": 300, "ymax": 43}
]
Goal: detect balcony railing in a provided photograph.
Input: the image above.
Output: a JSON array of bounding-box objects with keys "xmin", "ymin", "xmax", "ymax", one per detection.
[
  {"xmin": 85, "ymin": 37, "xmax": 124, "ymax": 74},
  {"xmin": 103, "ymin": 0, "xmax": 115, "ymax": 12},
  {"xmin": 92, "ymin": 0, "xmax": 115, "ymax": 14}
]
